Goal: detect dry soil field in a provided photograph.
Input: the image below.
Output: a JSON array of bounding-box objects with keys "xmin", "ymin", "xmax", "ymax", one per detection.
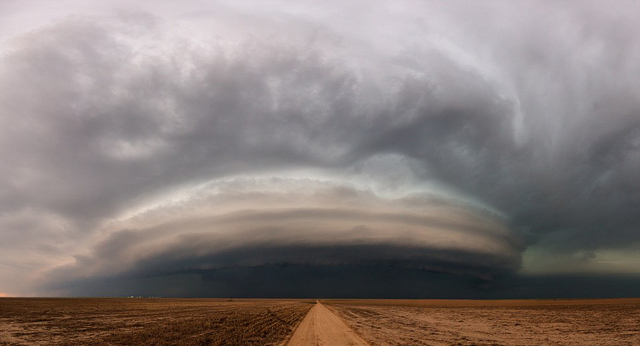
[
  {"xmin": 0, "ymin": 298, "xmax": 312, "ymax": 346},
  {"xmin": 2, "ymin": 298, "xmax": 639, "ymax": 345},
  {"xmin": 323, "ymin": 298, "xmax": 640, "ymax": 346}
]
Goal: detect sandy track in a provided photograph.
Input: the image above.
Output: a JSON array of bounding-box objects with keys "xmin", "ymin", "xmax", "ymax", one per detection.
[{"xmin": 286, "ymin": 301, "xmax": 369, "ymax": 346}]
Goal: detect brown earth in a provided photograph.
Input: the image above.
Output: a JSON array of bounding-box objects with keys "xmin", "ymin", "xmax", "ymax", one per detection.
[
  {"xmin": 0, "ymin": 298, "xmax": 313, "ymax": 346},
  {"xmin": 2, "ymin": 298, "xmax": 639, "ymax": 345},
  {"xmin": 287, "ymin": 301, "xmax": 369, "ymax": 346},
  {"xmin": 323, "ymin": 298, "xmax": 640, "ymax": 346}
]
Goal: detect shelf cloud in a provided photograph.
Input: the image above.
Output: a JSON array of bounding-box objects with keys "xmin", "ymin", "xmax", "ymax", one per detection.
[{"xmin": 1, "ymin": 0, "xmax": 639, "ymax": 297}]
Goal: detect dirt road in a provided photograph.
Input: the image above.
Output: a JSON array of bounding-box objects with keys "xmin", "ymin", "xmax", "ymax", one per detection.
[{"xmin": 286, "ymin": 301, "xmax": 369, "ymax": 346}]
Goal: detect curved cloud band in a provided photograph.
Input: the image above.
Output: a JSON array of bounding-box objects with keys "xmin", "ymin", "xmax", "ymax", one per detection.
[
  {"xmin": 1, "ymin": 1, "xmax": 640, "ymax": 296},
  {"xmin": 41, "ymin": 179, "xmax": 522, "ymax": 294}
]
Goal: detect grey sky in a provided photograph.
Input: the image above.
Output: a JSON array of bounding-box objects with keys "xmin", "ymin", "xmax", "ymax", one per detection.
[{"xmin": 1, "ymin": 0, "xmax": 639, "ymax": 297}]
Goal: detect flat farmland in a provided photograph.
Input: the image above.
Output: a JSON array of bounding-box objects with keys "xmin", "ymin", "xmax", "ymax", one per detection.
[
  {"xmin": 323, "ymin": 298, "xmax": 640, "ymax": 346},
  {"xmin": 0, "ymin": 298, "xmax": 313, "ymax": 346},
  {"xmin": 2, "ymin": 298, "xmax": 640, "ymax": 345}
]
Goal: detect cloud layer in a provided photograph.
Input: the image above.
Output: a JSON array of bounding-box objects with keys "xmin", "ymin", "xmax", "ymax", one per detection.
[
  {"xmin": 1, "ymin": 0, "xmax": 639, "ymax": 297},
  {"xmin": 40, "ymin": 178, "xmax": 521, "ymax": 296}
]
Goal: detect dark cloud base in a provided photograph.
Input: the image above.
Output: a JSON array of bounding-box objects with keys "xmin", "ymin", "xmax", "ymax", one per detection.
[
  {"xmin": 2, "ymin": 1, "xmax": 640, "ymax": 297},
  {"xmin": 52, "ymin": 265, "xmax": 505, "ymax": 299},
  {"xmin": 500, "ymin": 274, "xmax": 640, "ymax": 299},
  {"xmin": 55, "ymin": 265, "xmax": 640, "ymax": 299}
]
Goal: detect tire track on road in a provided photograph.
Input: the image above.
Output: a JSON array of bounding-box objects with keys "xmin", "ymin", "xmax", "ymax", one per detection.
[{"xmin": 286, "ymin": 301, "xmax": 369, "ymax": 346}]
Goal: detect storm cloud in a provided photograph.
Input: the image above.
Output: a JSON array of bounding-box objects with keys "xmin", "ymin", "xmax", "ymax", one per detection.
[
  {"xmin": 38, "ymin": 178, "xmax": 522, "ymax": 296},
  {"xmin": 1, "ymin": 0, "xmax": 639, "ymax": 297}
]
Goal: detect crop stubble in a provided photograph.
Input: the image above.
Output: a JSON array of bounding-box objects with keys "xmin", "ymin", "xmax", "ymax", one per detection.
[
  {"xmin": 323, "ymin": 298, "xmax": 640, "ymax": 346},
  {"xmin": 0, "ymin": 298, "xmax": 313, "ymax": 346},
  {"xmin": 3, "ymin": 298, "xmax": 639, "ymax": 345}
]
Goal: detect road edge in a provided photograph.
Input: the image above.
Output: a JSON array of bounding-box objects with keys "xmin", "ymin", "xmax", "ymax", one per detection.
[
  {"xmin": 320, "ymin": 301, "xmax": 371, "ymax": 346},
  {"xmin": 278, "ymin": 300, "xmax": 316, "ymax": 346}
]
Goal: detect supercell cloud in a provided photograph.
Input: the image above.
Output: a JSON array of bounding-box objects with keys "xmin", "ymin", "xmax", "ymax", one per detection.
[{"xmin": 0, "ymin": 0, "xmax": 639, "ymax": 297}]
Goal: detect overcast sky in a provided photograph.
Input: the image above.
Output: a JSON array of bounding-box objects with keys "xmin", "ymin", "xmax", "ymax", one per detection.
[{"xmin": 1, "ymin": 0, "xmax": 639, "ymax": 298}]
